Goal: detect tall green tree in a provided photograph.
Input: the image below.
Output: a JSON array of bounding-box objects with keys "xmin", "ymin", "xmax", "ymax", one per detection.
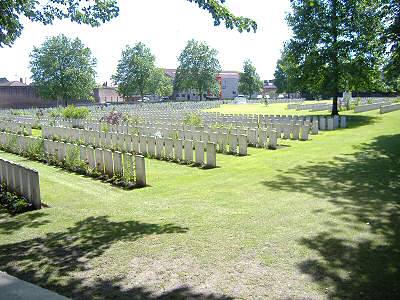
[
  {"xmin": 149, "ymin": 68, "xmax": 173, "ymax": 97},
  {"xmin": 175, "ymin": 40, "xmax": 221, "ymax": 100},
  {"xmin": 238, "ymin": 59, "xmax": 262, "ymax": 98},
  {"xmin": 382, "ymin": 0, "xmax": 400, "ymax": 91},
  {"xmin": 0, "ymin": 0, "xmax": 256, "ymax": 47},
  {"xmin": 276, "ymin": 0, "xmax": 386, "ymax": 114},
  {"xmin": 113, "ymin": 42, "xmax": 156, "ymax": 99},
  {"xmin": 30, "ymin": 34, "xmax": 97, "ymax": 106},
  {"xmin": 274, "ymin": 44, "xmax": 308, "ymax": 95}
]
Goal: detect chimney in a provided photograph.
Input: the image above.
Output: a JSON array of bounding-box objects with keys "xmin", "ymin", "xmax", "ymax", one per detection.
[{"xmin": 20, "ymin": 78, "xmax": 23, "ymax": 83}]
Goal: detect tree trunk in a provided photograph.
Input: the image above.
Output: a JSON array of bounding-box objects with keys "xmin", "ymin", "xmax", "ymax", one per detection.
[{"xmin": 331, "ymin": 0, "xmax": 340, "ymax": 116}]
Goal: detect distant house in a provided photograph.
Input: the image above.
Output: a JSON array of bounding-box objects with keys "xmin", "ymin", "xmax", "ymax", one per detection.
[
  {"xmin": 263, "ymin": 80, "xmax": 278, "ymax": 96},
  {"xmin": 0, "ymin": 78, "xmax": 9, "ymax": 85},
  {"xmin": 94, "ymin": 83, "xmax": 123, "ymax": 103}
]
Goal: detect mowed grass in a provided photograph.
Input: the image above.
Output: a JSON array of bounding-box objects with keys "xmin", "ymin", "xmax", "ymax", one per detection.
[{"xmin": 0, "ymin": 104, "xmax": 399, "ymax": 299}]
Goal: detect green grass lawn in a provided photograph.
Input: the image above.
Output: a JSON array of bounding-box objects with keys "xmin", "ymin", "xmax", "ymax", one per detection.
[{"xmin": 0, "ymin": 104, "xmax": 399, "ymax": 299}]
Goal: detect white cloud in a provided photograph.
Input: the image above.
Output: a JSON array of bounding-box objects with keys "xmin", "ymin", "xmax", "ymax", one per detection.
[{"xmin": 0, "ymin": 0, "xmax": 291, "ymax": 84}]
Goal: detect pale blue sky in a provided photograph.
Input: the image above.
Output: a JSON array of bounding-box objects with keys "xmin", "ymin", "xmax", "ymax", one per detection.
[{"xmin": 0, "ymin": 0, "xmax": 291, "ymax": 84}]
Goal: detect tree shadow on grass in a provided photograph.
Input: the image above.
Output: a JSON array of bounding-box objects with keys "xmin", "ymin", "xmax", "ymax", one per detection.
[
  {"xmin": 0, "ymin": 216, "xmax": 225, "ymax": 300},
  {"xmin": 0, "ymin": 210, "xmax": 50, "ymax": 234},
  {"xmin": 261, "ymin": 134, "xmax": 400, "ymax": 299},
  {"xmin": 58, "ymin": 277, "xmax": 234, "ymax": 300},
  {"xmin": 345, "ymin": 115, "xmax": 379, "ymax": 129}
]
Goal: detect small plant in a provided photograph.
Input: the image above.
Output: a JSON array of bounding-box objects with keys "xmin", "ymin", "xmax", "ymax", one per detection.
[
  {"xmin": 49, "ymin": 107, "xmax": 63, "ymax": 118},
  {"xmin": 100, "ymin": 110, "xmax": 123, "ymax": 125},
  {"xmin": 211, "ymin": 123, "xmax": 224, "ymax": 130},
  {"xmin": 65, "ymin": 146, "xmax": 85, "ymax": 171},
  {"xmin": 123, "ymin": 114, "xmax": 142, "ymax": 126},
  {"xmin": 169, "ymin": 131, "xmax": 179, "ymax": 140},
  {"xmin": 122, "ymin": 160, "xmax": 135, "ymax": 183},
  {"xmin": 129, "ymin": 127, "xmax": 139, "ymax": 135},
  {"xmin": 5, "ymin": 135, "xmax": 17, "ymax": 153},
  {"xmin": 25, "ymin": 139, "xmax": 45, "ymax": 160},
  {"xmin": 62, "ymin": 105, "xmax": 90, "ymax": 119},
  {"xmin": 184, "ymin": 113, "xmax": 202, "ymax": 126},
  {"xmin": 101, "ymin": 123, "xmax": 110, "ymax": 133},
  {"xmin": 10, "ymin": 110, "xmax": 28, "ymax": 116},
  {"xmin": 0, "ymin": 183, "xmax": 32, "ymax": 214}
]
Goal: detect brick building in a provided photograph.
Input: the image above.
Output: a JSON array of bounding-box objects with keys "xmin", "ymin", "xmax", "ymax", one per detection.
[{"xmin": 0, "ymin": 78, "xmax": 122, "ymax": 108}]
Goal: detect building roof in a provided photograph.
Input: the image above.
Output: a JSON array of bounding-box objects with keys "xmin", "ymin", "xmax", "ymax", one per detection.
[
  {"xmin": 0, "ymin": 80, "xmax": 28, "ymax": 87},
  {"xmin": 264, "ymin": 83, "xmax": 278, "ymax": 90},
  {"xmin": 0, "ymin": 78, "xmax": 9, "ymax": 84}
]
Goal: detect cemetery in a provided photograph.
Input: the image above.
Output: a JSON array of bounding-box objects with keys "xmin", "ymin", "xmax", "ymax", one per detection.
[
  {"xmin": 0, "ymin": 0, "xmax": 399, "ymax": 298},
  {"xmin": 0, "ymin": 98, "xmax": 399, "ymax": 299}
]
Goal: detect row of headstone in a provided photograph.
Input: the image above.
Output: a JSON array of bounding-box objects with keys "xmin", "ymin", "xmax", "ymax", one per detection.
[
  {"xmin": 0, "ymin": 157, "xmax": 41, "ymax": 209},
  {"xmin": 0, "ymin": 121, "xmax": 32, "ymax": 135},
  {"xmin": 317, "ymin": 115, "xmax": 346, "ymax": 130},
  {"xmin": 380, "ymin": 103, "xmax": 400, "ymax": 114},
  {"xmin": 0, "ymin": 132, "xmax": 146, "ymax": 187},
  {"xmin": 354, "ymin": 103, "xmax": 383, "ymax": 113},
  {"xmin": 133, "ymin": 127, "xmax": 251, "ymax": 155},
  {"xmin": 289, "ymin": 103, "xmax": 332, "ymax": 111},
  {"xmin": 42, "ymin": 126, "xmax": 218, "ymax": 168}
]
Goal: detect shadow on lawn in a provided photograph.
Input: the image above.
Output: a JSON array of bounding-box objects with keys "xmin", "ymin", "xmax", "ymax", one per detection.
[
  {"xmin": 345, "ymin": 114, "xmax": 379, "ymax": 129},
  {"xmin": 262, "ymin": 134, "xmax": 400, "ymax": 299},
  {"xmin": 0, "ymin": 210, "xmax": 50, "ymax": 234},
  {"xmin": 0, "ymin": 216, "xmax": 227, "ymax": 300}
]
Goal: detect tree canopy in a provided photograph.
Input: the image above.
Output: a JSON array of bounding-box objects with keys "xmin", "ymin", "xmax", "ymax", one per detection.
[
  {"xmin": 112, "ymin": 42, "xmax": 157, "ymax": 98},
  {"xmin": 30, "ymin": 34, "xmax": 97, "ymax": 105},
  {"xmin": 0, "ymin": 0, "xmax": 256, "ymax": 47},
  {"xmin": 275, "ymin": 0, "xmax": 387, "ymax": 114},
  {"xmin": 382, "ymin": 0, "xmax": 400, "ymax": 91},
  {"xmin": 175, "ymin": 40, "xmax": 221, "ymax": 100},
  {"xmin": 238, "ymin": 59, "xmax": 263, "ymax": 98},
  {"xmin": 148, "ymin": 68, "xmax": 174, "ymax": 98}
]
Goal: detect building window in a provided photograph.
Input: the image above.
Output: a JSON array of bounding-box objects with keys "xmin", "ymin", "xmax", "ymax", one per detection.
[{"xmin": 233, "ymin": 91, "xmax": 236, "ymax": 95}]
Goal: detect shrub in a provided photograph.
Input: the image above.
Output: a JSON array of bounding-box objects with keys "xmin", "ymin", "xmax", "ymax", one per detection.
[
  {"xmin": 65, "ymin": 146, "xmax": 86, "ymax": 171},
  {"xmin": 62, "ymin": 105, "xmax": 90, "ymax": 119},
  {"xmin": 101, "ymin": 123, "xmax": 110, "ymax": 133},
  {"xmin": 0, "ymin": 183, "xmax": 32, "ymax": 214},
  {"xmin": 49, "ymin": 107, "xmax": 63, "ymax": 118},
  {"xmin": 123, "ymin": 115, "xmax": 142, "ymax": 126},
  {"xmin": 184, "ymin": 113, "xmax": 202, "ymax": 126},
  {"xmin": 100, "ymin": 110, "xmax": 123, "ymax": 125},
  {"xmin": 211, "ymin": 123, "xmax": 224, "ymax": 130},
  {"xmin": 25, "ymin": 139, "xmax": 45, "ymax": 160},
  {"xmin": 4, "ymin": 135, "xmax": 17, "ymax": 153},
  {"xmin": 10, "ymin": 110, "xmax": 28, "ymax": 116}
]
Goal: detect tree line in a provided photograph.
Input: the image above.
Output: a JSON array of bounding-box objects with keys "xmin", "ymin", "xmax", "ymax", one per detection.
[{"xmin": 29, "ymin": 35, "xmax": 264, "ymax": 104}]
